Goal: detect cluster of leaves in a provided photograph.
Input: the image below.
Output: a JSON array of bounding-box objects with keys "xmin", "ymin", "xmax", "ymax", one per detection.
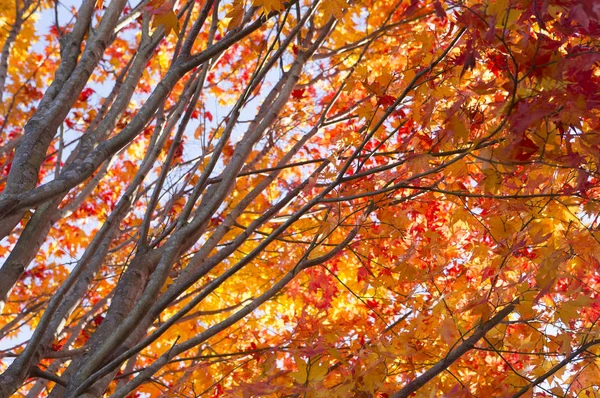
[{"xmin": 0, "ymin": 0, "xmax": 598, "ymax": 396}]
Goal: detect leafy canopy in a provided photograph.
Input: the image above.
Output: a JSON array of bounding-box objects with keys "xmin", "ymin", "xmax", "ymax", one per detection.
[{"xmin": 0, "ymin": 0, "xmax": 599, "ymax": 397}]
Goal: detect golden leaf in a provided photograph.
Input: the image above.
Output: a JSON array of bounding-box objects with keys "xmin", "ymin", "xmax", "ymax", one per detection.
[{"xmin": 152, "ymin": 10, "xmax": 180, "ymax": 37}]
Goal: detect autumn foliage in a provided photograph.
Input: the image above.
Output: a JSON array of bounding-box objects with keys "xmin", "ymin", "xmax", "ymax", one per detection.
[{"xmin": 0, "ymin": 0, "xmax": 599, "ymax": 396}]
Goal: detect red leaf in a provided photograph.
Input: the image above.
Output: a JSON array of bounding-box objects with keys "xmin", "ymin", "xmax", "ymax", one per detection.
[
  {"xmin": 292, "ymin": 89, "xmax": 305, "ymax": 99},
  {"xmin": 571, "ymin": 4, "xmax": 590, "ymax": 31},
  {"xmin": 461, "ymin": 51, "xmax": 476, "ymax": 77},
  {"xmin": 511, "ymin": 135, "xmax": 539, "ymax": 161},
  {"xmin": 211, "ymin": 383, "xmax": 224, "ymax": 398},
  {"xmin": 1, "ymin": 161, "xmax": 11, "ymax": 176},
  {"xmin": 403, "ymin": 0, "xmax": 419, "ymax": 17},
  {"xmin": 433, "ymin": 0, "xmax": 446, "ymax": 19},
  {"xmin": 377, "ymin": 94, "xmax": 396, "ymax": 107},
  {"xmin": 456, "ymin": 38, "xmax": 476, "ymax": 77},
  {"xmin": 366, "ymin": 299, "xmax": 379, "ymax": 309},
  {"xmin": 357, "ymin": 266, "xmax": 369, "ymax": 283},
  {"xmin": 92, "ymin": 315, "xmax": 104, "ymax": 326},
  {"xmin": 174, "ymin": 141, "xmax": 184, "ymax": 159},
  {"xmin": 511, "ymin": 99, "xmax": 555, "ymax": 133},
  {"xmin": 78, "ymin": 87, "xmax": 95, "ymax": 102}
]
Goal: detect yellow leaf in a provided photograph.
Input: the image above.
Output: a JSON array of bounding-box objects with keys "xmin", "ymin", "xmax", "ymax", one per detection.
[
  {"xmin": 321, "ymin": 0, "xmax": 348, "ymax": 20},
  {"xmin": 440, "ymin": 317, "xmax": 459, "ymax": 346},
  {"xmin": 359, "ymin": 362, "xmax": 386, "ymax": 393},
  {"xmin": 328, "ymin": 348, "xmax": 347, "ymax": 364},
  {"xmin": 375, "ymin": 70, "xmax": 394, "ymax": 89},
  {"xmin": 226, "ymin": 0, "xmax": 244, "ymax": 31},
  {"xmin": 528, "ymin": 219, "xmax": 554, "ymax": 245},
  {"xmin": 160, "ymin": 276, "xmax": 174, "ymax": 293},
  {"xmin": 499, "ymin": 9, "xmax": 520, "ymax": 29},
  {"xmin": 291, "ymin": 355, "xmax": 308, "ymax": 384},
  {"xmin": 152, "ymin": 10, "xmax": 180, "ymax": 37},
  {"xmin": 21, "ymin": 210, "xmax": 33, "ymax": 227},
  {"xmin": 334, "ymin": 384, "xmax": 354, "ymax": 395},
  {"xmin": 556, "ymin": 333, "xmax": 571, "ymax": 356},
  {"xmin": 356, "ymin": 101, "xmax": 374, "ymax": 120},
  {"xmin": 481, "ymin": 168, "xmax": 501, "ymax": 194},
  {"xmin": 252, "ymin": 0, "xmax": 284, "ymax": 15},
  {"xmin": 308, "ymin": 361, "xmax": 328, "ymax": 382},
  {"xmin": 557, "ymin": 301, "xmax": 580, "ymax": 326},
  {"xmin": 449, "ymin": 115, "xmax": 468, "ymax": 143},
  {"xmin": 406, "ymin": 153, "xmax": 431, "ymax": 174},
  {"xmin": 472, "ymin": 302, "xmax": 491, "ymax": 322},
  {"xmin": 291, "ymin": 357, "xmax": 329, "ymax": 383},
  {"xmin": 307, "ymin": 245, "xmax": 329, "ymax": 260}
]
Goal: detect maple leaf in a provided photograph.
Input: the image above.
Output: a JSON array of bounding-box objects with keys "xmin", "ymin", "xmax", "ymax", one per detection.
[
  {"xmin": 440, "ymin": 318, "xmax": 459, "ymax": 346},
  {"xmin": 570, "ymin": 4, "xmax": 590, "ymax": 31},
  {"xmin": 143, "ymin": 0, "xmax": 172, "ymax": 15},
  {"xmin": 403, "ymin": 0, "xmax": 420, "ymax": 18},
  {"xmin": 376, "ymin": 94, "xmax": 396, "ymax": 108},
  {"xmin": 357, "ymin": 266, "xmax": 370, "ymax": 283},
  {"xmin": 78, "ymin": 87, "xmax": 95, "ymax": 102},
  {"xmin": 292, "ymin": 89, "xmax": 305, "ymax": 99},
  {"xmin": 160, "ymin": 276, "xmax": 174, "ymax": 293},
  {"xmin": 241, "ymin": 382, "xmax": 277, "ymax": 397},
  {"xmin": 291, "ymin": 356, "xmax": 309, "ymax": 384},
  {"xmin": 508, "ymin": 135, "xmax": 539, "ymax": 162},
  {"xmin": 321, "ymin": 0, "xmax": 348, "ymax": 20},
  {"xmin": 458, "ymin": 38, "xmax": 477, "ymax": 77},
  {"xmin": 152, "ymin": 9, "xmax": 180, "ymax": 37},
  {"xmin": 362, "ymin": 79, "xmax": 385, "ymax": 96},
  {"xmin": 226, "ymin": 0, "xmax": 245, "ymax": 31},
  {"xmin": 291, "ymin": 356, "xmax": 329, "ymax": 384},
  {"xmin": 252, "ymin": 0, "xmax": 284, "ymax": 15},
  {"xmin": 433, "ymin": 0, "xmax": 446, "ymax": 19},
  {"xmin": 510, "ymin": 99, "xmax": 556, "ymax": 133}
]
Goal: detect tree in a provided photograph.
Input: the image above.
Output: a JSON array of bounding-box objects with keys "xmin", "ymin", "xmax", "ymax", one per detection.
[{"xmin": 0, "ymin": 0, "xmax": 599, "ymax": 396}]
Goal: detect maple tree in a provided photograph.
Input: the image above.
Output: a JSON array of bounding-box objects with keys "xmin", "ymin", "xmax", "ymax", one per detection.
[{"xmin": 0, "ymin": 0, "xmax": 599, "ymax": 396}]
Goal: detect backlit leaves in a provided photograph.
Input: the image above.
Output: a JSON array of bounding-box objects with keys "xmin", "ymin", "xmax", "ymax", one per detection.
[
  {"xmin": 0, "ymin": 0, "xmax": 599, "ymax": 397},
  {"xmin": 226, "ymin": 0, "xmax": 245, "ymax": 31},
  {"xmin": 146, "ymin": 1, "xmax": 180, "ymax": 36},
  {"xmin": 152, "ymin": 10, "xmax": 180, "ymax": 36},
  {"xmin": 253, "ymin": 0, "xmax": 284, "ymax": 15},
  {"xmin": 320, "ymin": 0, "xmax": 348, "ymax": 20}
]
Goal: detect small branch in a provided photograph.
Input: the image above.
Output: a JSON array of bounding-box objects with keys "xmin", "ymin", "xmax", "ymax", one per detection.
[
  {"xmin": 511, "ymin": 339, "xmax": 600, "ymax": 397},
  {"xmin": 391, "ymin": 303, "xmax": 516, "ymax": 398},
  {"xmin": 29, "ymin": 367, "xmax": 67, "ymax": 387}
]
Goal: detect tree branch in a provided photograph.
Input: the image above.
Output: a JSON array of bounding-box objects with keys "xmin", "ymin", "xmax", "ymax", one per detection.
[{"xmin": 391, "ymin": 303, "xmax": 516, "ymax": 398}]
